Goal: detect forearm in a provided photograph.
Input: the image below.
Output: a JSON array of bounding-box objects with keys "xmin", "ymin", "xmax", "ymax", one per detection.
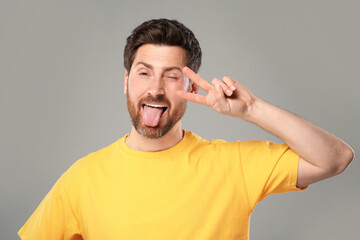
[
  {"xmin": 244, "ymin": 97, "xmax": 354, "ymax": 174},
  {"xmin": 179, "ymin": 67, "xmax": 353, "ymax": 179}
]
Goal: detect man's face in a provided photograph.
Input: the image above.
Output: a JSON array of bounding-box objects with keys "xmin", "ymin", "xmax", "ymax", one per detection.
[{"xmin": 124, "ymin": 44, "xmax": 195, "ymax": 139}]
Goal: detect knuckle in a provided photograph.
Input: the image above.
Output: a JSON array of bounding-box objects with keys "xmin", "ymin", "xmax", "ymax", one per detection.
[
  {"xmin": 223, "ymin": 76, "xmax": 234, "ymax": 83},
  {"xmin": 211, "ymin": 78, "xmax": 219, "ymax": 85}
]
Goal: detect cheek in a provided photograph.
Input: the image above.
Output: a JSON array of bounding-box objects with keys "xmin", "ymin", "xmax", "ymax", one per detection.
[
  {"xmin": 128, "ymin": 80, "xmax": 147, "ymax": 98},
  {"xmin": 168, "ymin": 79, "xmax": 190, "ymax": 91}
]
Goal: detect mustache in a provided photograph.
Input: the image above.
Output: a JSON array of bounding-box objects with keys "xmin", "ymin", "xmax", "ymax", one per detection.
[{"xmin": 139, "ymin": 95, "xmax": 171, "ymax": 107}]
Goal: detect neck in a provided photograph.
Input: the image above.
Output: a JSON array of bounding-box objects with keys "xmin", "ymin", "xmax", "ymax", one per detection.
[{"xmin": 125, "ymin": 122, "xmax": 184, "ymax": 152}]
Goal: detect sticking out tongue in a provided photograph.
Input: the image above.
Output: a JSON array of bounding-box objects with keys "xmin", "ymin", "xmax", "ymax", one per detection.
[{"xmin": 143, "ymin": 105, "xmax": 165, "ymax": 127}]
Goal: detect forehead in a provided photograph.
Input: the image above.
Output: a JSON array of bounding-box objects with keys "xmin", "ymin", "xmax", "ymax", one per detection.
[{"xmin": 132, "ymin": 44, "xmax": 187, "ymax": 70}]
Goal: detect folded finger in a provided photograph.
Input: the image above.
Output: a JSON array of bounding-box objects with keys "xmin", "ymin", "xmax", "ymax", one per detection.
[
  {"xmin": 223, "ymin": 76, "xmax": 236, "ymax": 91},
  {"xmin": 212, "ymin": 78, "xmax": 233, "ymax": 96}
]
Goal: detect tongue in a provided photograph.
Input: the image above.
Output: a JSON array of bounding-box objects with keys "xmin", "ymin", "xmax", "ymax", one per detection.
[{"xmin": 143, "ymin": 105, "xmax": 164, "ymax": 127}]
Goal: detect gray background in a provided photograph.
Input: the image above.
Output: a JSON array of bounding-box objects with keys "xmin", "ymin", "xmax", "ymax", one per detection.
[{"xmin": 1, "ymin": 0, "xmax": 359, "ymax": 239}]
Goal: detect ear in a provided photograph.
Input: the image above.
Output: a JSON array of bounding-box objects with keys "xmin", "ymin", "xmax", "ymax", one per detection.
[
  {"xmin": 189, "ymin": 80, "xmax": 199, "ymax": 94},
  {"xmin": 124, "ymin": 71, "xmax": 128, "ymax": 95}
]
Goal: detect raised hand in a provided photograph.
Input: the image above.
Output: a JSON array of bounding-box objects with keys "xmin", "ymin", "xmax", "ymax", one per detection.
[
  {"xmin": 177, "ymin": 67, "xmax": 353, "ymax": 189},
  {"xmin": 177, "ymin": 67, "xmax": 256, "ymax": 119}
]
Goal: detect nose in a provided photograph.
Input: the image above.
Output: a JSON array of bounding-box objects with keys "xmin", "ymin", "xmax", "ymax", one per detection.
[{"xmin": 147, "ymin": 75, "xmax": 165, "ymax": 97}]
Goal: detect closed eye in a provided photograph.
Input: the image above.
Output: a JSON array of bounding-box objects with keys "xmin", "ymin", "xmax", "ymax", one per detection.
[{"xmin": 166, "ymin": 76, "xmax": 180, "ymax": 80}]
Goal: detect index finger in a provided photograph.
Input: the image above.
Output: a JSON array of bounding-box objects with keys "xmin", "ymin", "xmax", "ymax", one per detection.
[{"xmin": 183, "ymin": 67, "xmax": 212, "ymax": 92}]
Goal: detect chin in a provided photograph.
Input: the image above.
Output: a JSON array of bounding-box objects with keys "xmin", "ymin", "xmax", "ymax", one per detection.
[{"xmin": 134, "ymin": 118, "xmax": 176, "ymax": 139}]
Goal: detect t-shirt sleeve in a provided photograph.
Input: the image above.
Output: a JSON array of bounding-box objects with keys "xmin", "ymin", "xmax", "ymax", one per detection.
[
  {"xmin": 238, "ymin": 140, "xmax": 307, "ymax": 210},
  {"xmin": 18, "ymin": 171, "xmax": 81, "ymax": 240}
]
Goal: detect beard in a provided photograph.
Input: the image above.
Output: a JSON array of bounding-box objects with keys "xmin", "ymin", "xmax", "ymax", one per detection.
[{"xmin": 126, "ymin": 91, "xmax": 187, "ymax": 139}]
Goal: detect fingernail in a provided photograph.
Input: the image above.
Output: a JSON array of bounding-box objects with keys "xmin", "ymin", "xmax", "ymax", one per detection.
[
  {"xmin": 225, "ymin": 89, "xmax": 232, "ymax": 96},
  {"xmin": 231, "ymin": 85, "xmax": 236, "ymax": 91}
]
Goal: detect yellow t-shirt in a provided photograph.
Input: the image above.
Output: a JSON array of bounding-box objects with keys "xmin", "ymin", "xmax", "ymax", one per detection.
[{"xmin": 19, "ymin": 130, "xmax": 306, "ymax": 240}]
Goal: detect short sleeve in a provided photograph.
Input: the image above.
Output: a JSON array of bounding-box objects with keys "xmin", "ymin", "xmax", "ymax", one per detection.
[
  {"xmin": 18, "ymin": 171, "xmax": 81, "ymax": 240},
  {"xmin": 239, "ymin": 140, "xmax": 307, "ymax": 210}
]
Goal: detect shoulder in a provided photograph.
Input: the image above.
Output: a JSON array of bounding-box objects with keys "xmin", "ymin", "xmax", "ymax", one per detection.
[
  {"xmin": 65, "ymin": 139, "xmax": 121, "ymax": 177},
  {"xmin": 186, "ymin": 132, "xmax": 292, "ymax": 162},
  {"xmin": 185, "ymin": 131, "xmax": 243, "ymax": 154},
  {"xmin": 237, "ymin": 140, "xmax": 291, "ymax": 157}
]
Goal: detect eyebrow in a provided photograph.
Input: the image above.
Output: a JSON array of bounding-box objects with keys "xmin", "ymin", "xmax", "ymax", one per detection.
[{"xmin": 135, "ymin": 61, "xmax": 182, "ymax": 72}]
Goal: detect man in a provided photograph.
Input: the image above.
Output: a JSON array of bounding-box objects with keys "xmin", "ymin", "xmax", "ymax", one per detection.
[{"xmin": 19, "ymin": 19, "xmax": 353, "ymax": 240}]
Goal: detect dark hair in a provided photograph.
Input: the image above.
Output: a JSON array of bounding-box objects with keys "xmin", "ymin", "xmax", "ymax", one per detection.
[{"xmin": 124, "ymin": 18, "xmax": 202, "ymax": 73}]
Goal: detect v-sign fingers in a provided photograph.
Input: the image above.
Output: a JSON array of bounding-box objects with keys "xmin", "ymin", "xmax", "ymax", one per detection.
[{"xmin": 183, "ymin": 67, "xmax": 212, "ymax": 93}]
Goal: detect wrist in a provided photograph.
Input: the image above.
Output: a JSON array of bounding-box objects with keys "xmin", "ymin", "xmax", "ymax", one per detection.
[{"xmin": 243, "ymin": 97, "xmax": 266, "ymax": 123}]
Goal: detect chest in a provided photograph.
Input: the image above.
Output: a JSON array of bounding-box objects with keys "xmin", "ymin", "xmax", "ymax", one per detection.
[{"xmin": 77, "ymin": 158, "xmax": 250, "ymax": 239}]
